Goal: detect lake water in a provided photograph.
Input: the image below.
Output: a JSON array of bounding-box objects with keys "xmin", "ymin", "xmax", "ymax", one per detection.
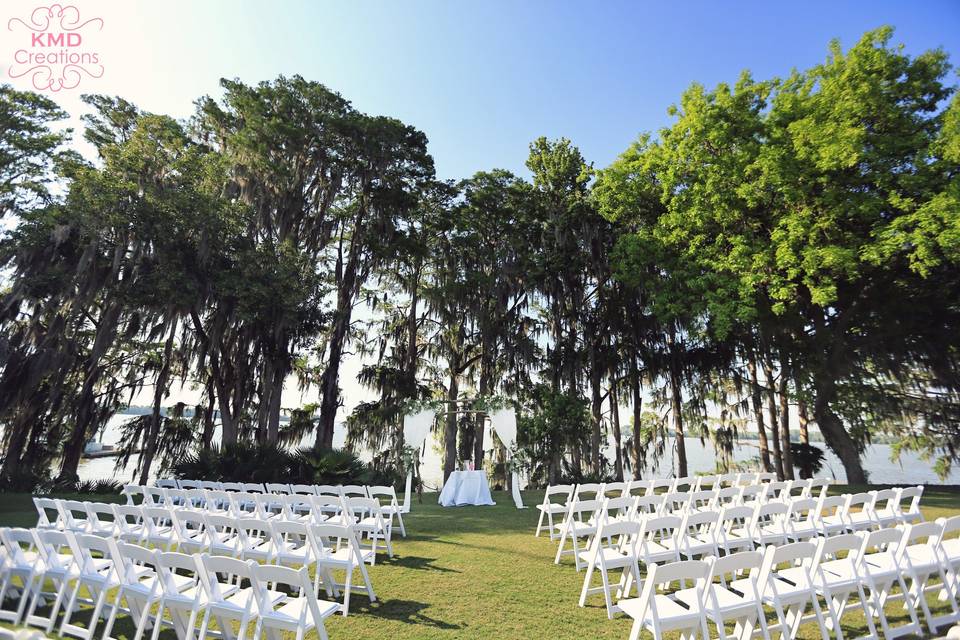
[{"xmin": 78, "ymin": 414, "xmax": 959, "ymax": 488}]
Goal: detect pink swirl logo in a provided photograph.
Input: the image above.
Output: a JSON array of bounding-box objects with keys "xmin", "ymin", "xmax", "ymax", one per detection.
[{"xmin": 7, "ymin": 4, "xmax": 104, "ymax": 92}]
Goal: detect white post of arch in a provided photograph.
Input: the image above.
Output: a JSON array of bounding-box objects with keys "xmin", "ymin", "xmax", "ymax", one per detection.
[
  {"xmin": 490, "ymin": 408, "xmax": 526, "ymax": 509},
  {"xmin": 401, "ymin": 408, "xmax": 435, "ymax": 513}
]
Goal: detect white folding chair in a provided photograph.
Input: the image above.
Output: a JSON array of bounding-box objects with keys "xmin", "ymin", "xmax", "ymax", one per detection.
[
  {"xmin": 895, "ymin": 486, "xmax": 925, "ymax": 524},
  {"xmin": 84, "ymin": 502, "xmax": 121, "ymax": 538},
  {"xmin": 603, "ymin": 481, "xmax": 630, "ymax": 498},
  {"xmin": 671, "ymin": 477, "xmax": 695, "ymax": 493},
  {"xmin": 236, "ymin": 517, "xmax": 277, "ymax": 563},
  {"xmin": 141, "ymin": 506, "xmax": 179, "ymax": 550},
  {"xmin": 242, "ymin": 482, "xmax": 266, "ymax": 494},
  {"xmin": 265, "ymin": 483, "xmax": 291, "ymax": 494},
  {"xmin": 171, "ymin": 509, "xmax": 209, "ymax": 553},
  {"xmin": 855, "ymin": 526, "xmax": 923, "ymax": 640},
  {"xmin": 687, "ymin": 490, "xmax": 715, "ymax": 513},
  {"xmin": 339, "ymin": 485, "xmax": 368, "ymax": 499},
  {"xmin": 369, "ymin": 485, "xmax": 407, "ymax": 537},
  {"xmin": 346, "ymin": 497, "xmax": 393, "ymax": 560},
  {"xmin": 150, "ymin": 551, "xmax": 209, "ymax": 640},
  {"xmin": 281, "ymin": 495, "xmax": 318, "ymax": 525},
  {"xmin": 756, "ymin": 541, "xmax": 830, "ymax": 640},
  {"xmin": 842, "ymin": 492, "xmax": 877, "ymax": 532},
  {"xmin": 897, "ymin": 521, "xmax": 960, "ymax": 633},
  {"xmin": 939, "ymin": 515, "xmax": 960, "ymax": 595},
  {"xmin": 698, "ymin": 550, "xmax": 771, "ymax": 640},
  {"xmin": 811, "ymin": 533, "xmax": 879, "ymax": 640},
  {"xmin": 677, "ymin": 510, "xmax": 719, "ymax": 559},
  {"xmin": 633, "ymin": 495, "xmax": 665, "ymax": 517},
  {"xmin": 785, "ymin": 498, "xmax": 820, "ymax": 541},
  {"xmin": 710, "ymin": 487, "xmax": 742, "ymax": 511},
  {"xmin": 202, "ymin": 513, "xmax": 243, "ymax": 557},
  {"xmin": 578, "ymin": 519, "xmax": 642, "ymax": 619},
  {"xmin": 814, "ymin": 495, "xmax": 848, "ymax": 536},
  {"xmin": 33, "ymin": 497, "xmax": 62, "ymax": 530},
  {"xmin": 58, "ymin": 533, "xmax": 121, "ymax": 640},
  {"xmin": 220, "ymin": 482, "xmax": 244, "ymax": 492},
  {"xmin": 535, "ymin": 484, "xmax": 574, "ymax": 540},
  {"xmin": 0, "ymin": 528, "xmax": 43, "ymax": 624},
  {"xmin": 100, "ymin": 542, "xmax": 165, "ymax": 640},
  {"xmin": 738, "ymin": 484, "xmax": 768, "ymax": 507},
  {"xmin": 250, "ymin": 563, "xmax": 339, "ymax": 640},
  {"xmin": 749, "ymin": 502, "xmax": 790, "ymax": 546},
  {"xmin": 195, "ymin": 554, "xmax": 260, "ymax": 640},
  {"xmin": 200, "ymin": 481, "xmax": 222, "ymax": 491},
  {"xmin": 871, "ymin": 489, "xmax": 901, "ymax": 528},
  {"xmin": 804, "ymin": 478, "xmax": 831, "ymax": 500},
  {"xmin": 155, "ymin": 479, "xmax": 179, "ymax": 490},
  {"xmin": 58, "ymin": 500, "xmax": 92, "ymax": 533},
  {"xmin": 636, "ymin": 515, "xmax": 682, "ymax": 567},
  {"xmin": 179, "ymin": 480, "xmax": 203, "ymax": 490},
  {"xmin": 619, "ymin": 559, "xmax": 711, "ymax": 640},
  {"xmin": 554, "ymin": 498, "xmax": 601, "ymax": 570},
  {"xmin": 717, "ymin": 506, "xmax": 755, "ymax": 554},
  {"xmin": 21, "ymin": 529, "xmax": 78, "ymax": 631},
  {"xmin": 122, "ymin": 484, "xmax": 144, "ymax": 505},
  {"xmin": 308, "ymin": 523, "xmax": 376, "ymax": 616},
  {"xmin": 694, "ymin": 475, "xmax": 718, "ymax": 491}
]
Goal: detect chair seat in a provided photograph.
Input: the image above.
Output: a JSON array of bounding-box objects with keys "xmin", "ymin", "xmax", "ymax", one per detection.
[
  {"xmin": 536, "ymin": 504, "xmax": 567, "ymax": 514},
  {"xmin": 577, "ymin": 547, "xmax": 635, "ymax": 568},
  {"xmin": 262, "ymin": 597, "xmax": 339, "ymax": 629},
  {"xmin": 814, "ymin": 560, "xmax": 860, "ymax": 590},
  {"xmin": 941, "ymin": 538, "xmax": 960, "ymax": 562},
  {"xmin": 682, "ymin": 584, "xmax": 756, "ymax": 617},
  {"xmin": 903, "ymin": 546, "xmax": 941, "ymax": 572},
  {"xmin": 620, "ymin": 594, "xmax": 704, "ymax": 628},
  {"xmin": 764, "ymin": 569, "xmax": 814, "ymax": 605},
  {"xmin": 861, "ymin": 553, "xmax": 901, "ymax": 579}
]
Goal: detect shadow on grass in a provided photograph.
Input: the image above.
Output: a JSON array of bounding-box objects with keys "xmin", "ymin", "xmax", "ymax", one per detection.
[
  {"xmin": 378, "ymin": 554, "xmax": 460, "ymax": 573},
  {"xmin": 349, "ymin": 598, "xmax": 464, "ymax": 630}
]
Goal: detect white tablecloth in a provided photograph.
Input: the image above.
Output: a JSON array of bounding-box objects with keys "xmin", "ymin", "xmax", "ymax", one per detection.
[{"xmin": 438, "ymin": 470, "xmax": 495, "ymax": 507}]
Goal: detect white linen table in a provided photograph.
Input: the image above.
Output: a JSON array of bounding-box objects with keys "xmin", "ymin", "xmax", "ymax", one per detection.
[{"xmin": 438, "ymin": 470, "xmax": 495, "ymax": 507}]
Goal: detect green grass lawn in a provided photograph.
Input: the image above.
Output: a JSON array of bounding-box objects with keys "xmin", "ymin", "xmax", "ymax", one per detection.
[{"xmin": 0, "ymin": 486, "xmax": 958, "ymax": 639}]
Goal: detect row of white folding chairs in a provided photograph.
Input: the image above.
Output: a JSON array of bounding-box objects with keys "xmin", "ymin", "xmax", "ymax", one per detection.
[
  {"xmin": 553, "ymin": 489, "xmax": 926, "ymax": 572},
  {"xmin": 154, "ymin": 479, "xmax": 384, "ymax": 500},
  {"xmin": 577, "ymin": 518, "xmax": 960, "ymax": 639},
  {"xmin": 536, "ymin": 478, "xmax": 835, "ymax": 539},
  {"xmin": 119, "ymin": 485, "xmax": 407, "ymax": 537},
  {"xmin": 0, "ymin": 525, "xmax": 353, "ymax": 640},
  {"xmin": 35, "ymin": 495, "xmax": 396, "ymax": 563},
  {"xmin": 541, "ymin": 483, "xmax": 921, "ymax": 541}
]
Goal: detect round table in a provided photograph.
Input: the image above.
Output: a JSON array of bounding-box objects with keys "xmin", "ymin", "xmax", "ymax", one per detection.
[{"xmin": 438, "ymin": 470, "xmax": 496, "ymax": 507}]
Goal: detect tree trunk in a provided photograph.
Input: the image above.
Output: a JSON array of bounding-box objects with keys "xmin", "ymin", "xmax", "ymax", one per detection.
[
  {"xmin": 667, "ymin": 330, "xmax": 687, "ymax": 478},
  {"xmin": 798, "ymin": 399, "xmax": 810, "ymax": 445},
  {"xmin": 761, "ymin": 355, "xmax": 783, "ymax": 480},
  {"xmin": 138, "ymin": 316, "xmax": 178, "ymax": 485},
  {"xmin": 317, "ymin": 253, "xmax": 360, "ymax": 450},
  {"xmin": 778, "ymin": 352, "xmax": 794, "ymax": 480},
  {"xmin": 442, "ymin": 371, "xmax": 459, "ymax": 482},
  {"xmin": 747, "ymin": 355, "xmax": 771, "ymax": 472},
  {"xmin": 610, "ymin": 383, "xmax": 623, "ymax": 481},
  {"xmin": 812, "ymin": 374, "xmax": 867, "ymax": 484},
  {"xmin": 589, "ymin": 343, "xmax": 603, "ymax": 475},
  {"xmin": 630, "ymin": 356, "xmax": 643, "ymax": 480}
]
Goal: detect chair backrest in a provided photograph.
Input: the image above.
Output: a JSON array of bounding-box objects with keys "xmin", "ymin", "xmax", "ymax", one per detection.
[
  {"xmin": 600, "ymin": 496, "xmax": 633, "ymax": 523},
  {"xmin": 758, "ymin": 541, "xmax": 817, "ymax": 594},
  {"xmin": 220, "ymin": 481, "xmax": 244, "ymax": 492},
  {"xmin": 900, "ymin": 521, "xmax": 942, "ymax": 549},
  {"xmin": 574, "ymin": 483, "xmax": 604, "ymax": 499},
  {"xmin": 711, "ymin": 487, "xmax": 741, "ymax": 509},
  {"xmin": 671, "ymin": 476, "xmax": 695, "ymax": 493},
  {"xmin": 787, "ymin": 498, "xmax": 818, "ymax": 523},
  {"xmin": 688, "ymin": 490, "xmax": 715, "ymax": 511},
  {"xmin": 200, "ymin": 480, "xmax": 221, "ymax": 490},
  {"xmin": 805, "ymin": 477, "xmax": 831, "ymax": 498},
  {"xmin": 590, "ymin": 519, "xmax": 640, "ymax": 556},
  {"xmin": 163, "ymin": 488, "xmax": 189, "ymax": 507},
  {"xmin": 756, "ymin": 472, "xmax": 777, "ymax": 483},
  {"xmin": 752, "ymin": 501, "xmax": 788, "ymax": 528},
  {"xmin": 640, "ymin": 514, "xmax": 682, "ymax": 545},
  {"xmin": 765, "ymin": 480, "xmax": 787, "ymax": 499},
  {"xmin": 314, "ymin": 484, "xmax": 341, "ymax": 496},
  {"xmin": 61, "ymin": 499, "xmax": 90, "ymax": 529},
  {"xmin": 2, "ymin": 527, "xmax": 38, "ymax": 564},
  {"xmin": 844, "ymin": 491, "xmax": 875, "ymax": 514},
  {"xmin": 34, "ymin": 497, "xmax": 61, "ymax": 528},
  {"xmin": 142, "ymin": 486, "xmax": 165, "ymax": 505},
  {"xmin": 739, "ymin": 484, "xmax": 767, "ymax": 504},
  {"xmin": 340, "ymin": 485, "xmax": 368, "ymax": 498},
  {"xmin": 242, "ymin": 482, "xmax": 266, "ymax": 493},
  {"xmin": 155, "ymin": 479, "xmax": 179, "ymax": 489},
  {"xmin": 171, "ymin": 508, "xmax": 206, "ymax": 539},
  {"xmin": 251, "ymin": 562, "xmax": 322, "ymax": 625},
  {"xmin": 283, "ymin": 494, "xmax": 315, "ymax": 519},
  {"xmin": 662, "ymin": 492, "xmax": 690, "ymax": 514},
  {"xmin": 938, "ymin": 514, "xmax": 960, "ymax": 539},
  {"xmin": 156, "ymin": 550, "xmax": 200, "ymax": 594},
  {"xmin": 602, "ymin": 481, "xmax": 628, "ymax": 498},
  {"xmin": 638, "ymin": 560, "xmax": 711, "ymax": 621},
  {"xmin": 179, "ymin": 479, "xmax": 203, "ymax": 490},
  {"xmin": 309, "ymin": 522, "xmax": 362, "ymax": 559},
  {"xmin": 121, "ymin": 484, "xmax": 143, "ymax": 504},
  {"xmin": 74, "ymin": 532, "xmax": 116, "ymax": 575},
  {"xmin": 111, "ymin": 503, "xmax": 144, "ymax": 531},
  {"xmin": 648, "ymin": 478, "xmax": 674, "ymax": 494},
  {"xmin": 203, "ymin": 512, "xmax": 241, "ymax": 549},
  {"xmin": 718, "ymin": 505, "xmax": 754, "ymax": 532},
  {"xmin": 717, "ymin": 472, "xmax": 740, "ymax": 487},
  {"xmin": 33, "ymin": 528, "xmax": 76, "ymax": 571},
  {"xmin": 856, "ymin": 526, "xmax": 905, "ymax": 571},
  {"xmin": 872, "ymin": 488, "xmax": 898, "ymax": 512},
  {"xmin": 567, "ymin": 498, "xmax": 601, "ymax": 522},
  {"xmin": 896, "ymin": 486, "xmax": 924, "ymax": 516},
  {"xmin": 630, "ymin": 479, "xmax": 653, "ymax": 496},
  {"xmin": 198, "ymin": 553, "xmax": 255, "ymax": 602},
  {"xmin": 117, "ymin": 540, "xmax": 160, "ymax": 582},
  {"xmin": 679, "ymin": 510, "xmax": 719, "ymax": 548},
  {"xmin": 368, "ymin": 485, "xmax": 401, "ymax": 507},
  {"xmin": 712, "ymin": 549, "xmax": 763, "ymax": 583},
  {"xmin": 290, "ymin": 484, "xmax": 318, "ymax": 495},
  {"xmin": 633, "ymin": 494, "xmax": 665, "ymax": 516},
  {"xmin": 817, "ymin": 495, "xmax": 846, "ymax": 519},
  {"xmin": 85, "ymin": 502, "xmax": 117, "ymax": 528},
  {"xmin": 694, "ymin": 475, "xmax": 718, "ymax": 491},
  {"xmin": 265, "ymin": 483, "xmax": 290, "ymax": 494}
]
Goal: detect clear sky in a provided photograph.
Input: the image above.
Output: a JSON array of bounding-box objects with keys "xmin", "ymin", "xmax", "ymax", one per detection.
[{"xmin": 2, "ymin": 0, "xmax": 959, "ymax": 429}]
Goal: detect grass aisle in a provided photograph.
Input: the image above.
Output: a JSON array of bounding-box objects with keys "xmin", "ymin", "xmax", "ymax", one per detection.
[{"xmin": 0, "ymin": 486, "xmax": 958, "ymax": 639}]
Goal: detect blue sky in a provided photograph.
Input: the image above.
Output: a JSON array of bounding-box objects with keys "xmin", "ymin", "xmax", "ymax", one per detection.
[{"xmin": 4, "ymin": 1, "xmax": 960, "ymax": 179}]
